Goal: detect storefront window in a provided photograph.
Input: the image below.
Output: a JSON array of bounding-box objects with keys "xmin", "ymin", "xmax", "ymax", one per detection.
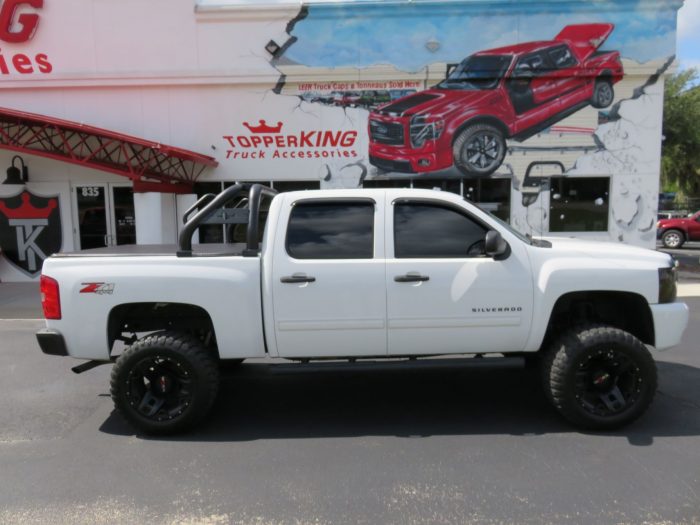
[
  {"xmin": 464, "ymin": 178, "xmax": 511, "ymax": 221},
  {"xmin": 272, "ymin": 180, "xmax": 321, "ymax": 192},
  {"xmin": 362, "ymin": 179, "xmax": 411, "ymax": 189},
  {"xmin": 194, "ymin": 182, "xmax": 224, "ymax": 244},
  {"xmin": 549, "ymin": 177, "xmax": 609, "ymax": 232},
  {"xmin": 363, "ymin": 177, "xmax": 511, "ymax": 221},
  {"xmin": 412, "ymin": 179, "xmax": 461, "ymax": 195}
]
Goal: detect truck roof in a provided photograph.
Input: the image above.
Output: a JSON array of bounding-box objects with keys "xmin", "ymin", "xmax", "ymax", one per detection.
[{"xmin": 279, "ymin": 187, "xmax": 468, "ymax": 204}]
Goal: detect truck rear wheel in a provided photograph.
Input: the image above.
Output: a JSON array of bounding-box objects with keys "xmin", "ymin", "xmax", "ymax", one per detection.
[
  {"xmin": 541, "ymin": 325, "xmax": 656, "ymax": 430},
  {"xmin": 110, "ymin": 330, "xmax": 219, "ymax": 435},
  {"xmin": 452, "ymin": 123, "xmax": 506, "ymax": 177}
]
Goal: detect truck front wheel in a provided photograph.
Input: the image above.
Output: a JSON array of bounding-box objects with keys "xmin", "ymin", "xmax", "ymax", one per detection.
[
  {"xmin": 661, "ymin": 229, "xmax": 684, "ymax": 249},
  {"xmin": 452, "ymin": 123, "xmax": 506, "ymax": 177},
  {"xmin": 591, "ymin": 79, "xmax": 614, "ymax": 109},
  {"xmin": 541, "ymin": 325, "xmax": 657, "ymax": 430},
  {"xmin": 110, "ymin": 330, "xmax": 220, "ymax": 435}
]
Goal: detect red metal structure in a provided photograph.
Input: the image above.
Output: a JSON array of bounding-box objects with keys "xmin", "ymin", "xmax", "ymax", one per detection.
[{"xmin": 0, "ymin": 106, "xmax": 218, "ymax": 193}]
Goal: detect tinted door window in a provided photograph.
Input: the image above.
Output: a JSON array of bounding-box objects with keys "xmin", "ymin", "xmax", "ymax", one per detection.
[
  {"xmin": 394, "ymin": 202, "xmax": 486, "ymax": 258},
  {"xmin": 287, "ymin": 201, "xmax": 374, "ymax": 259}
]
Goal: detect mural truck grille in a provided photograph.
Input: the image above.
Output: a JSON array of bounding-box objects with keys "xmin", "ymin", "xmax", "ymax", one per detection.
[{"xmin": 369, "ymin": 120, "xmax": 405, "ymax": 145}]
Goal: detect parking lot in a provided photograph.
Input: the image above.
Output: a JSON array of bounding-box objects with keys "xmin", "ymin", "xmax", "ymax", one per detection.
[{"xmin": 0, "ymin": 284, "xmax": 699, "ymax": 524}]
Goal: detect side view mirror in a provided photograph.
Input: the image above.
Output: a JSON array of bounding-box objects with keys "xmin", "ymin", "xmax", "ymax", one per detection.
[{"xmin": 484, "ymin": 230, "xmax": 510, "ymax": 260}]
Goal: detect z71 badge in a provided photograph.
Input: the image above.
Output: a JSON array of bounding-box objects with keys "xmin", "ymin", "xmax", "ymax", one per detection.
[{"xmin": 80, "ymin": 282, "xmax": 115, "ymax": 295}]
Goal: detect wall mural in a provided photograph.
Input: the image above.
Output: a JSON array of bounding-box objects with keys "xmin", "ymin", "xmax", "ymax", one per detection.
[{"xmin": 219, "ymin": 0, "xmax": 680, "ymax": 246}]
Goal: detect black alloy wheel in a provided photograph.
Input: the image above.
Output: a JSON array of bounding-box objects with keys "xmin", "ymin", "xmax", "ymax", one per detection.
[
  {"xmin": 541, "ymin": 325, "xmax": 657, "ymax": 430},
  {"xmin": 125, "ymin": 355, "xmax": 194, "ymax": 422},
  {"xmin": 574, "ymin": 348, "xmax": 643, "ymax": 418},
  {"xmin": 453, "ymin": 123, "xmax": 506, "ymax": 177},
  {"xmin": 111, "ymin": 331, "xmax": 219, "ymax": 435}
]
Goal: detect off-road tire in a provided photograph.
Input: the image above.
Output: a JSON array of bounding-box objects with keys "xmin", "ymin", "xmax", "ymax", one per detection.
[
  {"xmin": 110, "ymin": 330, "xmax": 220, "ymax": 435},
  {"xmin": 452, "ymin": 123, "xmax": 506, "ymax": 177},
  {"xmin": 661, "ymin": 229, "xmax": 684, "ymax": 249},
  {"xmin": 541, "ymin": 325, "xmax": 657, "ymax": 430},
  {"xmin": 591, "ymin": 80, "xmax": 614, "ymax": 109}
]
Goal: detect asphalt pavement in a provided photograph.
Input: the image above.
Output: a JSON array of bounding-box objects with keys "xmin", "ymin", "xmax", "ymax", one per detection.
[{"xmin": 0, "ymin": 283, "xmax": 699, "ymax": 524}]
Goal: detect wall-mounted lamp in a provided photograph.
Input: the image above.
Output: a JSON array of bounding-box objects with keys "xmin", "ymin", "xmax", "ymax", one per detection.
[
  {"xmin": 3, "ymin": 155, "xmax": 28, "ymax": 185},
  {"xmin": 265, "ymin": 40, "xmax": 282, "ymax": 57}
]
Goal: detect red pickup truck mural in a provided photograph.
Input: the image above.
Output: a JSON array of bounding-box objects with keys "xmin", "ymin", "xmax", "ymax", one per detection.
[{"xmin": 368, "ymin": 24, "xmax": 624, "ymax": 177}]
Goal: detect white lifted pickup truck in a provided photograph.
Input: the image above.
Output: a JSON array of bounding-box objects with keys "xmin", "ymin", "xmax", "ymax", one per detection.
[{"xmin": 37, "ymin": 184, "xmax": 689, "ymax": 434}]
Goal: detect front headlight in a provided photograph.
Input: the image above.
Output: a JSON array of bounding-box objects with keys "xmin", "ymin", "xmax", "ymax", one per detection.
[{"xmin": 658, "ymin": 263, "xmax": 678, "ymax": 303}]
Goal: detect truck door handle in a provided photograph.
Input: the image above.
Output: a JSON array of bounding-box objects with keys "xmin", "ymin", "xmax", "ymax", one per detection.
[
  {"xmin": 281, "ymin": 274, "xmax": 316, "ymax": 284},
  {"xmin": 394, "ymin": 273, "xmax": 429, "ymax": 283}
]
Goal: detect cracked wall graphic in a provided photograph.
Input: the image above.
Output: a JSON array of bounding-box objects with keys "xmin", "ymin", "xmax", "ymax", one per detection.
[{"xmin": 209, "ymin": 0, "xmax": 681, "ymax": 248}]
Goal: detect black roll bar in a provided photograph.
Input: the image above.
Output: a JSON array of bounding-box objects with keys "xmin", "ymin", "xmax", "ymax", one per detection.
[
  {"xmin": 177, "ymin": 183, "xmax": 278, "ymax": 257},
  {"xmin": 245, "ymin": 184, "xmax": 278, "ymax": 255},
  {"xmin": 182, "ymin": 193, "xmax": 216, "ymax": 224},
  {"xmin": 524, "ymin": 161, "xmax": 565, "ymax": 179}
]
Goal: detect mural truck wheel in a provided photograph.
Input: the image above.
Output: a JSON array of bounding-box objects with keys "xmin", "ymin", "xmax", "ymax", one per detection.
[
  {"xmin": 591, "ymin": 80, "xmax": 615, "ymax": 109},
  {"xmin": 661, "ymin": 229, "xmax": 684, "ymax": 249},
  {"xmin": 453, "ymin": 123, "xmax": 506, "ymax": 177}
]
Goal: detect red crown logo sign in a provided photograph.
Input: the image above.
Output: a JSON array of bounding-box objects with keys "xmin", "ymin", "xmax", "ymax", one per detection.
[
  {"xmin": 0, "ymin": 192, "xmax": 57, "ymax": 220},
  {"xmin": 243, "ymin": 120, "xmax": 283, "ymax": 134}
]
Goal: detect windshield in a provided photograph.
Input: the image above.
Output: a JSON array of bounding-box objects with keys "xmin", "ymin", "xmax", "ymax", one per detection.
[{"xmin": 438, "ymin": 55, "xmax": 512, "ymax": 90}]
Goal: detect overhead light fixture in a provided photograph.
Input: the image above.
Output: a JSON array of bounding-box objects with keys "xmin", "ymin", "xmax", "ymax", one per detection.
[{"xmin": 3, "ymin": 155, "xmax": 28, "ymax": 185}]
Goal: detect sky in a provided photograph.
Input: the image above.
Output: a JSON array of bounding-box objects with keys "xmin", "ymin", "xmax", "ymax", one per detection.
[
  {"xmin": 199, "ymin": 0, "xmax": 699, "ymax": 73},
  {"xmin": 677, "ymin": 0, "xmax": 700, "ymax": 71},
  {"xmin": 283, "ymin": 0, "xmax": 681, "ymax": 71}
]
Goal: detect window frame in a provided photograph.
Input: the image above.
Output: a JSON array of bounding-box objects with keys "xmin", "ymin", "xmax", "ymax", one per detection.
[
  {"xmin": 391, "ymin": 198, "xmax": 493, "ymax": 260},
  {"xmin": 285, "ymin": 197, "xmax": 377, "ymax": 260}
]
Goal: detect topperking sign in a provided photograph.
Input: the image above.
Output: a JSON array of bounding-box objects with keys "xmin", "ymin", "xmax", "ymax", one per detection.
[{"xmin": 0, "ymin": 190, "xmax": 62, "ymax": 276}]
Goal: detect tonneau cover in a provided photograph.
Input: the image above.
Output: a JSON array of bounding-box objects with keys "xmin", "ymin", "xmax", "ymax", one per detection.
[{"xmin": 53, "ymin": 243, "xmax": 247, "ymax": 258}]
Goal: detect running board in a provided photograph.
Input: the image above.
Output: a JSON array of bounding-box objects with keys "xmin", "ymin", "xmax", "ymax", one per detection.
[{"xmin": 270, "ymin": 356, "xmax": 526, "ymax": 374}]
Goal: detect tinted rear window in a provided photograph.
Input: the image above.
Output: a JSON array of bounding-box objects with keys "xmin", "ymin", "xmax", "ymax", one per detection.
[{"xmin": 286, "ymin": 201, "xmax": 375, "ymax": 259}]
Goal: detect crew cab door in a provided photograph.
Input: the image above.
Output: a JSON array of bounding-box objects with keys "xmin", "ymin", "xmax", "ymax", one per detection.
[
  {"xmin": 385, "ymin": 194, "xmax": 534, "ymax": 355},
  {"xmin": 507, "ymin": 51, "xmax": 559, "ymax": 130},
  {"xmin": 270, "ymin": 195, "xmax": 387, "ymax": 358}
]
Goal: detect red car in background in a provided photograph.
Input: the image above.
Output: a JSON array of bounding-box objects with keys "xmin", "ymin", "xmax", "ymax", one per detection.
[
  {"xmin": 368, "ymin": 24, "xmax": 624, "ymax": 176},
  {"xmin": 657, "ymin": 212, "xmax": 700, "ymax": 248}
]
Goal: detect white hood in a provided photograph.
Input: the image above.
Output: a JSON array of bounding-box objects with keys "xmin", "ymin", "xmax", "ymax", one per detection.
[{"xmin": 541, "ymin": 237, "xmax": 673, "ymax": 268}]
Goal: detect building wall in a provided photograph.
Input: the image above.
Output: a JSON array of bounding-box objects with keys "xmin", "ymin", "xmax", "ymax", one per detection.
[{"xmin": 0, "ymin": 0, "xmax": 682, "ymax": 281}]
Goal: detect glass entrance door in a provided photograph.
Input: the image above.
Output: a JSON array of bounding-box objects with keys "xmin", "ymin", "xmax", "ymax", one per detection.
[
  {"xmin": 73, "ymin": 184, "xmax": 136, "ymax": 250},
  {"xmin": 110, "ymin": 185, "xmax": 136, "ymax": 245}
]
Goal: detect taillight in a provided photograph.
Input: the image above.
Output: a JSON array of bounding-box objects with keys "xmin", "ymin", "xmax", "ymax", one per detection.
[{"xmin": 40, "ymin": 275, "xmax": 61, "ymax": 320}]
